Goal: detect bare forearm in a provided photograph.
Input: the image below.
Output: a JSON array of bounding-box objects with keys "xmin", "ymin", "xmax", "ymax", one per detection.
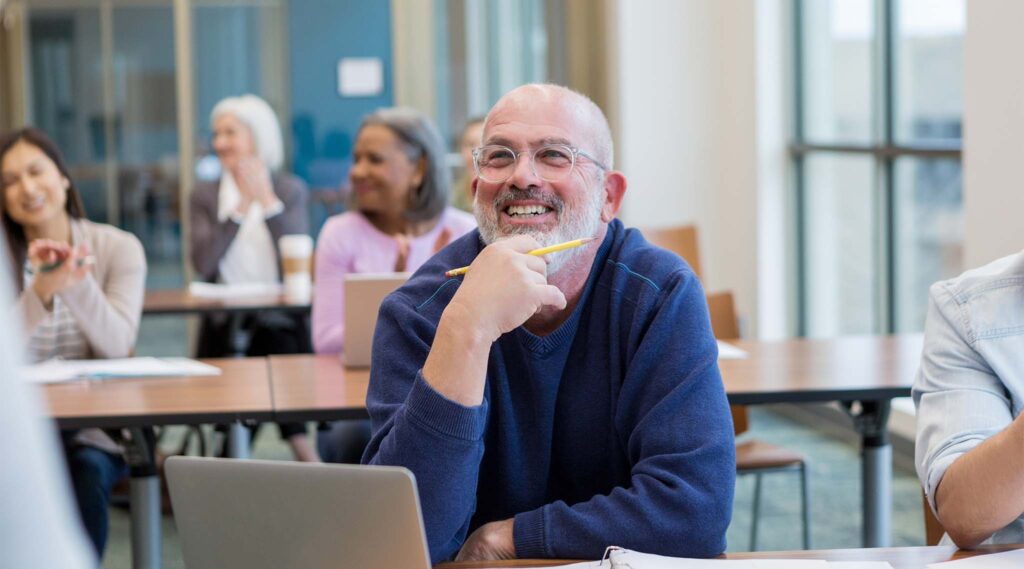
[
  {"xmin": 421, "ymin": 303, "xmax": 492, "ymax": 407},
  {"xmin": 937, "ymin": 415, "xmax": 1024, "ymax": 547}
]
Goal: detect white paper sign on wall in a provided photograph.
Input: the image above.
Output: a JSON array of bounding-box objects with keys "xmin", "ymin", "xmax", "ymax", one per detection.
[{"xmin": 337, "ymin": 57, "xmax": 383, "ymax": 97}]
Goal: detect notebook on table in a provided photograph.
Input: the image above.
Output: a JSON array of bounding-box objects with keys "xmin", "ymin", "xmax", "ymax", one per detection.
[
  {"xmin": 343, "ymin": 272, "xmax": 409, "ymax": 368},
  {"xmin": 166, "ymin": 457, "xmax": 431, "ymax": 569}
]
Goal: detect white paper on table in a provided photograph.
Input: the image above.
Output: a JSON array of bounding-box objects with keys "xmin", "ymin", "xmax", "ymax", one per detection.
[
  {"xmin": 479, "ymin": 556, "xmax": 888, "ymax": 569},
  {"xmin": 927, "ymin": 549, "xmax": 1024, "ymax": 568},
  {"xmin": 188, "ymin": 281, "xmax": 283, "ymax": 299},
  {"xmin": 22, "ymin": 357, "xmax": 221, "ymax": 383},
  {"xmin": 717, "ymin": 340, "xmax": 749, "ymax": 360},
  {"xmin": 489, "ymin": 549, "xmax": 831, "ymax": 568}
]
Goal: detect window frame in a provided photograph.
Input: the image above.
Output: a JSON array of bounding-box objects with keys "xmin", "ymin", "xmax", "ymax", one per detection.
[{"xmin": 792, "ymin": 0, "xmax": 963, "ymax": 336}]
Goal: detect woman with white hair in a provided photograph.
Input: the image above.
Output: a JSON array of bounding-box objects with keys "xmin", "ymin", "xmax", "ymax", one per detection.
[{"xmin": 190, "ymin": 94, "xmax": 317, "ymax": 461}]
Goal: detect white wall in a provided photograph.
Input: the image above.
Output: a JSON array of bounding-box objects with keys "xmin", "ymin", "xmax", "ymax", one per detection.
[
  {"xmin": 610, "ymin": 0, "xmax": 790, "ymax": 338},
  {"xmin": 963, "ymin": 1, "xmax": 1024, "ymax": 268}
]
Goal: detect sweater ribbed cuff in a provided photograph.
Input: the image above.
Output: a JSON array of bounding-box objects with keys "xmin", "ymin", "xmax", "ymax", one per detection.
[
  {"xmin": 405, "ymin": 370, "xmax": 488, "ymax": 441},
  {"xmin": 513, "ymin": 508, "xmax": 547, "ymax": 559}
]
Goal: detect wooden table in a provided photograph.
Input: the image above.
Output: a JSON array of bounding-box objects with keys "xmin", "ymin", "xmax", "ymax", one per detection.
[
  {"xmin": 720, "ymin": 334, "xmax": 922, "ymax": 548},
  {"xmin": 720, "ymin": 335, "xmax": 920, "ymax": 405},
  {"xmin": 268, "ymin": 354, "xmax": 371, "ymax": 422},
  {"xmin": 440, "ymin": 544, "xmax": 1023, "ymax": 569},
  {"xmin": 41, "ymin": 357, "xmax": 274, "ymax": 569},
  {"xmin": 44, "ymin": 357, "xmax": 274, "ymax": 429},
  {"xmin": 143, "ymin": 288, "xmax": 310, "ymax": 315},
  {"xmin": 271, "ymin": 335, "xmax": 922, "ymax": 549}
]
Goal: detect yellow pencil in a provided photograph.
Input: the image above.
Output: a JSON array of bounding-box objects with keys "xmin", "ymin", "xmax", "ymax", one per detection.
[{"xmin": 444, "ymin": 237, "xmax": 597, "ymax": 277}]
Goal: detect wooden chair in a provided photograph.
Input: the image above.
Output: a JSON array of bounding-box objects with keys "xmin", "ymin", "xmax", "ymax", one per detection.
[
  {"xmin": 707, "ymin": 291, "xmax": 811, "ymax": 550},
  {"xmin": 923, "ymin": 490, "xmax": 945, "ymax": 545},
  {"xmin": 640, "ymin": 225, "xmax": 703, "ymax": 280}
]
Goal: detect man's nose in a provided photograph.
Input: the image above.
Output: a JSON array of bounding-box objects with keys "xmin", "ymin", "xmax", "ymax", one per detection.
[{"xmin": 506, "ymin": 152, "xmax": 541, "ymax": 188}]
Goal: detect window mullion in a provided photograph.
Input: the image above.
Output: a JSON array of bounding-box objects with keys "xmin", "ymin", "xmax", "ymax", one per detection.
[{"xmin": 878, "ymin": 0, "xmax": 897, "ymax": 334}]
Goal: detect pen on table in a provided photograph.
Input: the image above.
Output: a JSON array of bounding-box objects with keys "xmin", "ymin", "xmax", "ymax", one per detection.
[
  {"xmin": 444, "ymin": 237, "xmax": 596, "ymax": 278},
  {"xmin": 29, "ymin": 255, "xmax": 96, "ymax": 275}
]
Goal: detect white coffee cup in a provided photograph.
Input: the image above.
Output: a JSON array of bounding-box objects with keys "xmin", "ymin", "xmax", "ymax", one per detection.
[{"xmin": 279, "ymin": 234, "xmax": 314, "ymax": 303}]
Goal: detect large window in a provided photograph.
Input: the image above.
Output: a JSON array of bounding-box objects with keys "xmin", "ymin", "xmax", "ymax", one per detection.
[
  {"xmin": 794, "ymin": 0, "xmax": 964, "ymax": 336},
  {"xmin": 434, "ymin": 0, "xmax": 554, "ymax": 145}
]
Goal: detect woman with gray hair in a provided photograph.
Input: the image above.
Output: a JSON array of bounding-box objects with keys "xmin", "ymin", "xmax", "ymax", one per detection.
[
  {"xmin": 313, "ymin": 108, "xmax": 475, "ymax": 462},
  {"xmin": 190, "ymin": 94, "xmax": 317, "ymax": 460}
]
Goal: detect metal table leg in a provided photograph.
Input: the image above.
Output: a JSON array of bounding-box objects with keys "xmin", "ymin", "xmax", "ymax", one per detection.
[
  {"xmin": 227, "ymin": 421, "xmax": 250, "ymax": 459},
  {"xmin": 844, "ymin": 399, "xmax": 893, "ymax": 548},
  {"xmin": 123, "ymin": 428, "xmax": 161, "ymax": 569}
]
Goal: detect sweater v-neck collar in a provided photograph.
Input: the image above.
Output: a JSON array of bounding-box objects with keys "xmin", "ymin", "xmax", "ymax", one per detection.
[{"xmin": 513, "ymin": 226, "xmax": 615, "ymax": 356}]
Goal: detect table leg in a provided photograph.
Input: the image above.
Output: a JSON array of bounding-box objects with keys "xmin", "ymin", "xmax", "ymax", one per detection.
[
  {"xmin": 228, "ymin": 314, "xmax": 249, "ymax": 357},
  {"xmin": 227, "ymin": 421, "xmax": 250, "ymax": 459},
  {"xmin": 123, "ymin": 428, "xmax": 161, "ymax": 569},
  {"xmin": 843, "ymin": 400, "xmax": 893, "ymax": 548}
]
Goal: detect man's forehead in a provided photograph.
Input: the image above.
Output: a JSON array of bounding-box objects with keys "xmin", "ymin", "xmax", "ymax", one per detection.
[
  {"xmin": 484, "ymin": 106, "xmax": 589, "ymax": 147},
  {"xmin": 483, "ymin": 133, "xmax": 575, "ymax": 148}
]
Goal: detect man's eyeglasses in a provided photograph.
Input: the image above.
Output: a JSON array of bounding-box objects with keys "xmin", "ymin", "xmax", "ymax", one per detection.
[{"xmin": 472, "ymin": 144, "xmax": 608, "ymax": 184}]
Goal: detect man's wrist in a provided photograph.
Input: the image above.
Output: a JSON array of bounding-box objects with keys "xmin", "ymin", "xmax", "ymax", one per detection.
[
  {"xmin": 421, "ymin": 303, "xmax": 493, "ymax": 407},
  {"xmin": 441, "ymin": 301, "xmax": 496, "ymax": 346}
]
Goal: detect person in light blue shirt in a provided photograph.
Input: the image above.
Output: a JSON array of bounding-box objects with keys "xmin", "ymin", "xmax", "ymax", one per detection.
[{"xmin": 914, "ymin": 249, "xmax": 1024, "ymax": 548}]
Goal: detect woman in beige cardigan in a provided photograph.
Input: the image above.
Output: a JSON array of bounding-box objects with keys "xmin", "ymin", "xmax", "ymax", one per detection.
[{"xmin": 1, "ymin": 127, "xmax": 146, "ymax": 561}]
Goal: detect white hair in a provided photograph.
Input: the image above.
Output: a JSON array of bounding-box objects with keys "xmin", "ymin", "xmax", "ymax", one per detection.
[{"xmin": 211, "ymin": 94, "xmax": 284, "ymax": 171}]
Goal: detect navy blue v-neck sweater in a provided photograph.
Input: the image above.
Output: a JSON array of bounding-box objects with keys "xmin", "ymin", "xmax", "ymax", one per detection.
[{"xmin": 362, "ymin": 219, "xmax": 735, "ymax": 563}]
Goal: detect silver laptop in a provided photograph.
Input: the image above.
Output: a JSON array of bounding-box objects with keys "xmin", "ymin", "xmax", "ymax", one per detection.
[
  {"xmin": 166, "ymin": 457, "xmax": 431, "ymax": 569},
  {"xmin": 343, "ymin": 272, "xmax": 409, "ymax": 368}
]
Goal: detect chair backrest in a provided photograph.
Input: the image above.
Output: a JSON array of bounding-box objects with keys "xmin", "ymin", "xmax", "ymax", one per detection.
[
  {"xmin": 705, "ymin": 290, "xmax": 748, "ymax": 436},
  {"xmin": 707, "ymin": 291, "xmax": 740, "ymax": 340},
  {"xmin": 922, "ymin": 490, "xmax": 946, "ymax": 545},
  {"xmin": 641, "ymin": 225, "xmax": 702, "ymax": 281}
]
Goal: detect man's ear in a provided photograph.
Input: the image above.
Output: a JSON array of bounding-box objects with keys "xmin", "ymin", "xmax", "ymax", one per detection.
[
  {"xmin": 600, "ymin": 171, "xmax": 627, "ymax": 222},
  {"xmin": 470, "ymin": 176, "xmax": 479, "ymax": 198}
]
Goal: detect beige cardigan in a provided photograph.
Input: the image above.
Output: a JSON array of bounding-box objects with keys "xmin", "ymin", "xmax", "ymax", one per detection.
[{"xmin": 17, "ymin": 218, "xmax": 146, "ymax": 359}]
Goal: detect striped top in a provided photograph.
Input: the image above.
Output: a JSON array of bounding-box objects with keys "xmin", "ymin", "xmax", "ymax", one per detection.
[
  {"xmin": 22, "ymin": 264, "xmax": 120, "ymax": 454},
  {"xmin": 22, "ymin": 266, "xmax": 90, "ymax": 363}
]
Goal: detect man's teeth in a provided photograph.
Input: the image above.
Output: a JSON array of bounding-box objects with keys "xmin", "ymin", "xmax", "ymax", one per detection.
[{"xmin": 506, "ymin": 204, "xmax": 550, "ymax": 217}]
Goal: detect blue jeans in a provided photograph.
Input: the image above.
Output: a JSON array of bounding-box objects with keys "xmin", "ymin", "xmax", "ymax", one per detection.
[
  {"xmin": 66, "ymin": 445, "xmax": 128, "ymax": 558},
  {"xmin": 317, "ymin": 419, "xmax": 372, "ymax": 464}
]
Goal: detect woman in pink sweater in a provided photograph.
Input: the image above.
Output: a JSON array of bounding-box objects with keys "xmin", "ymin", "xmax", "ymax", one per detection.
[
  {"xmin": 312, "ymin": 108, "xmax": 475, "ymax": 355},
  {"xmin": 312, "ymin": 108, "xmax": 475, "ymax": 462}
]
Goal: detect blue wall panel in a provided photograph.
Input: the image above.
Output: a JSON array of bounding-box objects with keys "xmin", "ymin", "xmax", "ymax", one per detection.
[{"xmin": 288, "ymin": 0, "xmax": 393, "ymax": 205}]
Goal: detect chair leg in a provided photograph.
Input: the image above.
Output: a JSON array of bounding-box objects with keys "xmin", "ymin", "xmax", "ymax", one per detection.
[
  {"xmin": 800, "ymin": 463, "xmax": 811, "ymax": 550},
  {"xmin": 751, "ymin": 473, "xmax": 763, "ymax": 551}
]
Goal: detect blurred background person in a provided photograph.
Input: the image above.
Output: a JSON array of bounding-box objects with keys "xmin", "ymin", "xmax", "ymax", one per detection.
[
  {"xmin": 189, "ymin": 94, "xmax": 317, "ymax": 461},
  {"xmin": 312, "ymin": 107, "xmax": 475, "ymax": 462},
  {"xmin": 1, "ymin": 127, "xmax": 146, "ymax": 561},
  {"xmin": 452, "ymin": 116, "xmax": 485, "ymax": 212}
]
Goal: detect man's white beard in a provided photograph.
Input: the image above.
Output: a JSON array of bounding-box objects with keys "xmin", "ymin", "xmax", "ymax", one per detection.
[{"xmin": 474, "ymin": 181, "xmax": 605, "ymax": 275}]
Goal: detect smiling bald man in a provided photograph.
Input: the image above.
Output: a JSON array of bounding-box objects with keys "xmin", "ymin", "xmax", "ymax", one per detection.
[{"xmin": 357, "ymin": 84, "xmax": 735, "ymax": 563}]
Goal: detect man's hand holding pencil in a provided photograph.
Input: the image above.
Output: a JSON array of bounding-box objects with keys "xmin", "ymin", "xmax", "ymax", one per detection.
[
  {"xmin": 421, "ymin": 234, "xmax": 573, "ymax": 408},
  {"xmin": 446, "ymin": 234, "xmax": 568, "ymax": 343}
]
